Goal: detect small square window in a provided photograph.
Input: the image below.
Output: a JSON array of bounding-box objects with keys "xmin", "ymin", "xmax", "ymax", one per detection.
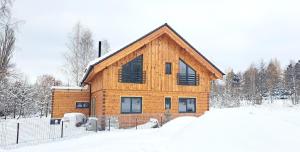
[{"xmin": 165, "ymin": 63, "xmax": 172, "ymax": 74}]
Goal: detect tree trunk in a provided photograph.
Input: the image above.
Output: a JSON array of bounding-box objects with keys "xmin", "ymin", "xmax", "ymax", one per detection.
[
  {"xmin": 45, "ymin": 102, "xmax": 49, "ymax": 117},
  {"xmin": 13, "ymin": 104, "xmax": 16, "ymax": 119}
]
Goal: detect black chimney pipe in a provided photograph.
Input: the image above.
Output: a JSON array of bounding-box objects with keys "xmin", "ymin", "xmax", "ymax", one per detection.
[{"xmin": 98, "ymin": 41, "xmax": 102, "ymax": 57}]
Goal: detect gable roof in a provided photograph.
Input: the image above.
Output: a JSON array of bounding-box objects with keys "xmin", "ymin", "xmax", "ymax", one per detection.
[{"xmin": 81, "ymin": 23, "xmax": 224, "ymax": 86}]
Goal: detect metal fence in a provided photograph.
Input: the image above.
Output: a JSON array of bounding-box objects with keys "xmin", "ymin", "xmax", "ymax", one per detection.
[
  {"xmin": 0, "ymin": 113, "xmax": 198, "ymax": 149},
  {"xmin": 0, "ymin": 117, "xmax": 88, "ymax": 149}
]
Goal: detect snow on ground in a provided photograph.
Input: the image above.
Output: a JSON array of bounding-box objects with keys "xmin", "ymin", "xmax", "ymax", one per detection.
[{"xmin": 2, "ymin": 102, "xmax": 300, "ymax": 152}]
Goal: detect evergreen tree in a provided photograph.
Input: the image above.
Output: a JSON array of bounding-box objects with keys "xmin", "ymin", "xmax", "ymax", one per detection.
[
  {"xmin": 284, "ymin": 62, "xmax": 296, "ymax": 104},
  {"xmin": 257, "ymin": 60, "xmax": 268, "ymax": 103},
  {"xmin": 224, "ymin": 70, "xmax": 241, "ymax": 107},
  {"xmin": 295, "ymin": 60, "xmax": 300, "ymax": 104}
]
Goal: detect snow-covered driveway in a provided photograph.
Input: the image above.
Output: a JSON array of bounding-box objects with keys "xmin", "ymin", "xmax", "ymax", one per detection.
[{"xmin": 4, "ymin": 104, "xmax": 300, "ymax": 152}]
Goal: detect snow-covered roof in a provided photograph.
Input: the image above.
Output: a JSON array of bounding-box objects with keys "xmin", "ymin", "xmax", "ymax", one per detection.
[
  {"xmin": 51, "ymin": 86, "xmax": 88, "ymax": 90},
  {"xmin": 80, "ymin": 48, "xmax": 120, "ymax": 86}
]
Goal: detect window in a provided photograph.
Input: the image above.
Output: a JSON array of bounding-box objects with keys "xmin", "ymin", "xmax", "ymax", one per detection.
[
  {"xmin": 120, "ymin": 55, "xmax": 144, "ymax": 83},
  {"xmin": 121, "ymin": 97, "xmax": 142, "ymax": 114},
  {"xmin": 177, "ymin": 59, "xmax": 198, "ymax": 85},
  {"xmin": 76, "ymin": 102, "xmax": 90, "ymax": 109},
  {"xmin": 165, "ymin": 97, "xmax": 171, "ymax": 110},
  {"xmin": 165, "ymin": 63, "xmax": 172, "ymax": 74},
  {"xmin": 178, "ymin": 98, "xmax": 196, "ymax": 113}
]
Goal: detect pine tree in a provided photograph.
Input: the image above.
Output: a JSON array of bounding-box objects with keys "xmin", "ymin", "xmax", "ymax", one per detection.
[
  {"xmin": 295, "ymin": 60, "xmax": 300, "ymax": 104},
  {"xmin": 257, "ymin": 60, "xmax": 268, "ymax": 103},
  {"xmin": 224, "ymin": 70, "xmax": 241, "ymax": 107},
  {"xmin": 284, "ymin": 62, "xmax": 297, "ymax": 104}
]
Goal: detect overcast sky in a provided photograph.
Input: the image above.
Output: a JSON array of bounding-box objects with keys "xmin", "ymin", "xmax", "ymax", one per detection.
[{"xmin": 12, "ymin": 0, "xmax": 300, "ymax": 83}]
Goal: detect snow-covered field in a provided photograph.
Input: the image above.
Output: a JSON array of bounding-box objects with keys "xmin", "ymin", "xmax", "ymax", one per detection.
[{"xmin": 2, "ymin": 102, "xmax": 300, "ymax": 152}]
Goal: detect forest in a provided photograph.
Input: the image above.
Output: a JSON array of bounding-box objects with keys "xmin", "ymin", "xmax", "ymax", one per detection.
[{"xmin": 210, "ymin": 59, "xmax": 300, "ymax": 107}]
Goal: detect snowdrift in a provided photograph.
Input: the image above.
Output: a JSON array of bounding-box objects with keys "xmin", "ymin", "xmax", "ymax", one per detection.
[{"xmin": 4, "ymin": 104, "xmax": 300, "ymax": 152}]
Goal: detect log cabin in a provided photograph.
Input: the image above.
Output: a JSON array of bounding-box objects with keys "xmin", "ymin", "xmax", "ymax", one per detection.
[{"xmin": 51, "ymin": 23, "xmax": 224, "ymax": 128}]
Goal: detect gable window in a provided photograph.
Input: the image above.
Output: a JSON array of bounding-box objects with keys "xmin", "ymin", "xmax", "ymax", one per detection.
[
  {"xmin": 177, "ymin": 59, "xmax": 199, "ymax": 85},
  {"xmin": 119, "ymin": 55, "xmax": 144, "ymax": 83},
  {"xmin": 178, "ymin": 98, "xmax": 196, "ymax": 113},
  {"xmin": 121, "ymin": 97, "xmax": 142, "ymax": 114},
  {"xmin": 76, "ymin": 102, "xmax": 90, "ymax": 109},
  {"xmin": 165, "ymin": 63, "xmax": 172, "ymax": 74},
  {"xmin": 165, "ymin": 97, "xmax": 171, "ymax": 110}
]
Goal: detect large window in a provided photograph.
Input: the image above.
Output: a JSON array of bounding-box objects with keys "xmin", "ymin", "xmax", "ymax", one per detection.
[
  {"xmin": 120, "ymin": 55, "xmax": 144, "ymax": 83},
  {"xmin": 165, "ymin": 97, "xmax": 171, "ymax": 110},
  {"xmin": 177, "ymin": 59, "xmax": 198, "ymax": 85},
  {"xmin": 76, "ymin": 102, "xmax": 90, "ymax": 109},
  {"xmin": 121, "ymin": 97, "xmax": 142, "ymax": 114},
  {"xmin": 178, "ymin": 98, "xmax": 196, "ymax": 113}
]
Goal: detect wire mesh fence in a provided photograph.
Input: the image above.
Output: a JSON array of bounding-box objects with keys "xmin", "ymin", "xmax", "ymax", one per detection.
[
  {"xmin": 0, "ymin": 117, "xmax": 89, "ymax": 149},
  {"xmin": 0, "ymin": 113, "xmax": 199, "ymax": 149}
]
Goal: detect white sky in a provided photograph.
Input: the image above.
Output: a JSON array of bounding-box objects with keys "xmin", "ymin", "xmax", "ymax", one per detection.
[{"xmin": 11, "ymin": 0, "xmax": 300, "ymax": 83}]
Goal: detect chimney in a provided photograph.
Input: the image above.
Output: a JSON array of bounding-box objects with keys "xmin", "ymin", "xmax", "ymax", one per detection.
[{"xmin": 98, "ymin": 41, "xmax": 102, "ymax": 57}]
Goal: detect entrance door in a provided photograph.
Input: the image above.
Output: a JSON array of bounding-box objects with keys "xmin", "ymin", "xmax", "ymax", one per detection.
[{"xmin": 91, "ymin": 97, "xmax": 96, "ymax": 116}]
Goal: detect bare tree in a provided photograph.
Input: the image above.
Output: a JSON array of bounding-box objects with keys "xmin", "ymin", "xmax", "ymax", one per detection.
[
  {"xmin": 266, "ymin": 59, "xmax": 282, "ymax": 102},
  {"xmin": 35, "ymin": 74, "xmax": 61, "ymax": 117},
  {"xmin": 100, "ymin": 39, "xmax": 111, "ymax": 56},
  {"xmin": 0, "ymin": 24, "xmax": 15, "ymax": 79},
  {"xmin": 0, "ymin": 0, "xmax": 12, "ymax": 25},
  {"xmin": 64, "ymin": 22, "xmax": 97, "ymax": 85},
  {"xmin": 0, "ymin": 0, "xmax": 16, "ymax": 80},
  {"xmin": 242, "ymin": 64, "xmax": 259, "ymax": 104}
]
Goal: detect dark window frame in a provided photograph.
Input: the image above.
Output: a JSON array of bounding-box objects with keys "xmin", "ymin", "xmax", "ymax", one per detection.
[
  {"xmin": 178, "ymin": 59, "xmax": 198, "ymax": 85},
  {"xmin": 120, "ymin": 55, "xmax": 144, "ymax": 83},
  {"xmin": 165, "ymin": 97, "xmax": 171, "ymax": 110},
  {"xmin": 178, "ymin": 98, "xmax": 196, "ymax": 113},
  {"xmin": 76, "ymin": 102, "xmax": 90, "ymax": 109},
  {"xmin": 121, "ymin": 97, "xmax": 142, "ymax": 114},
  {"xmin": 165, "ymin": 62, "xmax": 172, "ymax": 74}
]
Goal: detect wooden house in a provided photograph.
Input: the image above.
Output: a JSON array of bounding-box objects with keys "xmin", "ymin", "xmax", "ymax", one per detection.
[{"xmin": 51, "ymin": 23, "xmax": 224, "ymax": 127}]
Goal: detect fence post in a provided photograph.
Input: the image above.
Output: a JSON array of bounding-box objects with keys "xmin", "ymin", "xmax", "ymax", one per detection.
[
  {"xmin": 135, "ymin": 117, "xmax": 137, "ymax": 130},
  {"xmin": 16, "ymin": 122, "xmax": 19, "ymax": 144},
  {"xmin": 160, "ymin": 116, "xmax": 163, "ymax": 127},
  {"xmin": 108, "ymin": 118, "xmax": 110, "ymax": 131},
  {"xmin": 95, "ymin": 119, "xmax": 98, "ymax": 132},
  {"xmin": 61, "ymin": 121, "xmax": 64, "ymax": 138}
]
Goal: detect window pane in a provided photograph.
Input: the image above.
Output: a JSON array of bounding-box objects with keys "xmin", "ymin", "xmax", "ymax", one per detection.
[
  {"xmin": 165, "ymin": 98, "xmax": 171, "ymax": 110},
  {"xmin": 83, "ymin": 103, "xmax": 89, "ymax": 108},
  {"xmin": 131, "ymin": 98, "xmax": 141, "ymax": 113},
  {"xmin": 76, "ymin": 103, "xmax": 82, "ymax": 108},
  {"xmin": 165, "ymin": 63, "xmax": 171, "ymax": 74},
  {"xmin": 179, "ymin": 60, "xmax": 186, "ymax": 74},
  {"xmin": 187, "ymin": 67, "xmax": 195, "ymax": 76},
  {"xmin": 178, "ymin": 99, "xmax": 186, "ymax": 112},
  {"xmin": 186, "ymin": 99, "xmax": 195, "ymax": 112},
  {"xmin": 121, "ymin": 98, "xmax": 131, "ymax": 113}
]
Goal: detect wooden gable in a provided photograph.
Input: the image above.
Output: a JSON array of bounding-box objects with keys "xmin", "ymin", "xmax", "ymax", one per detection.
[{"xmin": 82, "ymin": 23, "xmax": 224, "ymax": 85}]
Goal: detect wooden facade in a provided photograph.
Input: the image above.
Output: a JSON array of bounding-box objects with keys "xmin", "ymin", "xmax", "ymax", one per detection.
[{"xmin": 52, "ymin": 24, "xmax": 223, "ymax": 126}]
